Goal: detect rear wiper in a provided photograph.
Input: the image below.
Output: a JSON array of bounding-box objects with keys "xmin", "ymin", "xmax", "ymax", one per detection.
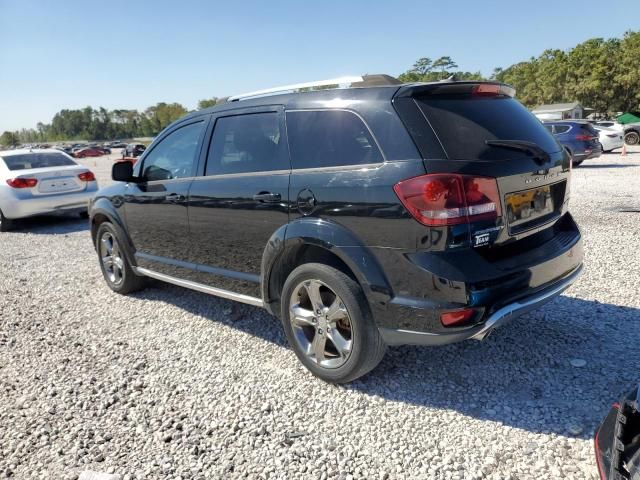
[{"xmin": 485, "ymin": 139, "xmax": 550, "ymax": 165}]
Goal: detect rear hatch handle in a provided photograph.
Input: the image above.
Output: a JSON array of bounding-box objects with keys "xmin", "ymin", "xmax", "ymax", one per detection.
[{"xmin": 485, "ymin": 139, "xmax": 550, "ymax": 165}]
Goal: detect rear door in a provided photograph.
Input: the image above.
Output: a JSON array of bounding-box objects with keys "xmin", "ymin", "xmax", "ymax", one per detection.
[
  {"xmin": 186, "ymin": 106, "xmax": 290, "ymax": 297},
  {"xmin": 394, "ymin": 83, "xmax": 571, "ymax": 246}
]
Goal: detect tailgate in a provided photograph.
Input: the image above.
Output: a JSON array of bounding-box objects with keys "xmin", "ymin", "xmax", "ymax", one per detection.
[
  {"xmin": 16, "ymin": 166, "xmax": 90, "ymax": 196},
  {"xmin": 393, "ymin": 82, "xmax": 571, "ymax": 246}
]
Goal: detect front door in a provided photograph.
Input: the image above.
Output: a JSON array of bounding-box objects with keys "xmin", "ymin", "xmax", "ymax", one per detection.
[
  {"xmin": 124, "ymin": 119, "xmax": 207, "ymax": 278},
  {"xmin": 187, "ymin": 107, "xmax": 290, "ymax": 297}
]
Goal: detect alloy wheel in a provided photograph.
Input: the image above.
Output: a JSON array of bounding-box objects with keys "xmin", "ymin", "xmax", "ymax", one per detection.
[
  {"xmin": 289, "ymin": 279, "xmax": 353, "ymax": 368},
  {"xmin": 626, "ymin": 132, "xmax": 639, "ymax": 145},
  {"xmin": 99, "ymin": 231, "xmax": 124, "ymax": 285}
]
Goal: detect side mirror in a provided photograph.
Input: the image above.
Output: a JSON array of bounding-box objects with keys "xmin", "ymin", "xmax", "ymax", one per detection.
[{"xmin": 112, "ymin": 160, "xmax": 135, "ymax": 182}]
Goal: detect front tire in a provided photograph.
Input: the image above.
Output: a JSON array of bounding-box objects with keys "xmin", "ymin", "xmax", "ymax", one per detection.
[
  {"xmin": 280, "ymin": 263, "xmax": 386, "ymax": 383},
  {"xmin": 96, "ymin": 222, "xmax": 146, "ymax": 294}
]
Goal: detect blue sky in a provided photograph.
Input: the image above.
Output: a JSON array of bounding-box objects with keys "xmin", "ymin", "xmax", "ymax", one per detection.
[{"xmin": 0, "ymin": 0, "xmax": 635, "ymax": 132}]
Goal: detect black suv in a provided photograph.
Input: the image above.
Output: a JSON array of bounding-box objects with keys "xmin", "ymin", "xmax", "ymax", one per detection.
[{"xmin": 89, "ymin": 77, "xmax": 584, "ymax": 383}]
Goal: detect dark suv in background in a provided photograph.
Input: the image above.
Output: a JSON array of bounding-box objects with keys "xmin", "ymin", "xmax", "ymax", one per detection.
[
  {"xmin": 122, "ymin": 143, "xmax": 146, "ymax": 158},
  {"xmin": 89, "ymin": 76, "xmax": 583, "ymax": 383},
  {"xmin": 544, "ymin": 120, "xmax": 602, "ymax": 166}
]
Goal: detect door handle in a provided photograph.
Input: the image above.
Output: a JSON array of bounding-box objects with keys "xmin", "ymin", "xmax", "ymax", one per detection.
[
  {"xmin": 253, "ymin": 192, "xmax": 281, "ymax": 203},
  {"xmin": 165, "ymin": 193, "xmax": 186, "ymax": 203}
]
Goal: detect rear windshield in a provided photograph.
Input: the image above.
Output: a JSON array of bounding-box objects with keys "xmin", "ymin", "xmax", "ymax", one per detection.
[
  {"xmin": 578, "ymin": 123, "xmax": 598, "ymax": 136},
  {"xmin": 416, "ymin": 96, "xmax": 562, "ymax": 160},
  {"xmin": 0, "ymin": 152, "xmax": 77, "ymax": 171}
]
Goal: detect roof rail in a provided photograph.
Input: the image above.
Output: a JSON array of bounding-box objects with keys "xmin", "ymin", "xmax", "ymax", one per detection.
[
  {"xmin": 228, "ymin": 76, "xmax": 364, "ymax": 102},
  {"xmin": 227, "ymin": 74, "xmax": 401, "ymax": 102}
]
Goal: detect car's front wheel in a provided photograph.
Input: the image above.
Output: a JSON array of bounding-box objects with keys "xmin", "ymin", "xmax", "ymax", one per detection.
[
  {"xmin": 96, "ymin": 222, "xmax": 146, "ymax": 294},
  {"xmin": 280, "ymin": 263, "xmax": 386, "ymax": 383}
]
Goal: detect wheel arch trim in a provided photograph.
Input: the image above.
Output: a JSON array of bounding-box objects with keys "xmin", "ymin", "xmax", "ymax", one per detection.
[{"xmin": 261, "ymin": 217, "xmax": 393, "ymax": 314}]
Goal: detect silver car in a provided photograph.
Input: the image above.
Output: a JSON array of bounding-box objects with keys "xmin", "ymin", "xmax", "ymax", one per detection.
[{"xmin": 0, "ymin": 149, "xmax": 99, "ymax": 231}]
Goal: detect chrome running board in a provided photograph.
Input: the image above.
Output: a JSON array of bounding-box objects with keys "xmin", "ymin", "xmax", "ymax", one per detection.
[{"xmin": 135, "ymin": 267, "xmax": 264, "ymax": 308}]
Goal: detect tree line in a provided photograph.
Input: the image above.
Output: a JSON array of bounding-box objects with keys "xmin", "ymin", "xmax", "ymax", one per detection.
[
  {"xmin": 0, "ymin": 98, "xmax": 226, "ymax": 147},
  {"xmin": 2, "ymin": 30, "xmax": 639, "ymax": 146},
  {"xmin": 400, "ymin": 31, "xmax": 640, "ymax": 115}
]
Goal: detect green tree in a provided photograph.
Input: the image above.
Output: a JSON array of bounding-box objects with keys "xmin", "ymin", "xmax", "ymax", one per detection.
[
  {"xmin": 0, "ymin": 131, "xmax": 19, "ymax": 146},
  {"xmin": 198, "ymin": 98, "xmax": 219, "ymax": 109},
  {"xmin": 398, "ymin": 56, "xmax": 482, "ymax": 83},
  {"xmin": 432, "ymin": 56, "xmax": 459, "ymax": 79}
]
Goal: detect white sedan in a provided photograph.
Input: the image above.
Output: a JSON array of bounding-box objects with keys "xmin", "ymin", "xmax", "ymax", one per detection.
[
  {"xmin": 0, "ymin": 149, "xmax": 99, "ymax": 231},
  {"xmin": 595, "ymin": 126, "xmax": 625, "ymax": 153}
]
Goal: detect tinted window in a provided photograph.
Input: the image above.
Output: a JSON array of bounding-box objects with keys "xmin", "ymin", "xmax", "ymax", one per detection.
[
  {"xmin": 141, "ymin": 122, "xmax": 204, "ymax": 181},
  {"xmin": 578, "ymin": 123, "xmax": 598, "ymax": 136},
  {"xmin": 544, "ymin": 125, "xmax": 554, "ymax": 133},
  {"xmin": 286, "ymin": 110, "xmax": 383, "ymax": 169},
  {"xmin": 416, "ymin": 96, "xmax": 562, "ymax": 160},
  {"xmin": 206, "ymin": 113, "xmax": 288, "ymax": 176},
  {"xmin": 1, "ymin": 152, "xmax": 76, "ymax": 171},
  {"xmin": 554, "ymin": 125, "xmax": 571, "ymax": 134}
]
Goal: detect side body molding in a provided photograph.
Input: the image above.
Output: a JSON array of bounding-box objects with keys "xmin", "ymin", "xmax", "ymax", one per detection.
[{"xmin": 260, "ymin": 217, "xmax": 393, "ymax": 318}]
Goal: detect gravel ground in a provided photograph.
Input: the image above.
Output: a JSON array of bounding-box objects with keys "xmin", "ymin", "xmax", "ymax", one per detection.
[{"xmin": 1, "ymin": 147, "xmax": 639, "ymax": 479}]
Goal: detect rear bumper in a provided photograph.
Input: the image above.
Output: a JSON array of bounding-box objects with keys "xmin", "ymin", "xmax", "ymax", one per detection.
[
  {"xmin": 370, "ymin": 213, "xmax": 584, "ymax": 345},
  {"xmin": 379, "ymin": 264, "xmax": 582, "ymax": 346},
  {"xmin": 1, "ymin": 189, "xmax": 96, "ymax": 219}
]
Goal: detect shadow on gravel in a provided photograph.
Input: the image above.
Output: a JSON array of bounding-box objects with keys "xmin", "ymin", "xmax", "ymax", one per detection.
[
  {"xmin": 133, "ymin": 284, "xmax": 639, "ymax": 440},
  {"xmin": 349, "ymin": 296, "xmax": 640, "ymax": 440},
  {"xmin": 8, "ymin": 214, "xmax": 89, "ymax": 235}
]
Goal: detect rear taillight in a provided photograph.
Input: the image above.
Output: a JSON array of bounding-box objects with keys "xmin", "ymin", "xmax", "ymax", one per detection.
[
  {"xmin": 6, "ymin": 178, "xmax": 38, "ymax": 188},
  {"xmin": 472, "ymin": 84, "xmax": 516, "ymax": 97},
  {"xmin": 575, "ymin": 134, "xmax": 595, "ymax": 141},
  {"xmin": 78, "ymin": 171, "xmax": 96, "ymax": 182},
  {"xmin": 393, "ymin": 174, "xmax": 502, "ymax": 226},
  {"xmin": 440, "ymin": 309, "xmax": 475, "ymax": 327}
]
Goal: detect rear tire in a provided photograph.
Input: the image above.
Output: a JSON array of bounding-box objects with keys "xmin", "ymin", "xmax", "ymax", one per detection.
[
  {"xmin": 0, "ymin": 209, "xmax": 15, "ymax": 232},
  {"xmin": 280, "ymin": 263, "xmax": 386, "ymax": 383},
  {"xmin": 96, "ymin": 222, "xmax": 146, "ymax": 294}
]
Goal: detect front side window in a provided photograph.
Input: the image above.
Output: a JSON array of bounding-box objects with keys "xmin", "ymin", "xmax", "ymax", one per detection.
[
  {"xmin": 205, "ymin": 112, "xmax": 288, "ymax": 176},
  {"xmin": 286, "ymin": 110, "xmax": 383, "ymax": 169},
  {"xmin": 141, "ymin": 121, "xmax": 204, "ymax": 181}
]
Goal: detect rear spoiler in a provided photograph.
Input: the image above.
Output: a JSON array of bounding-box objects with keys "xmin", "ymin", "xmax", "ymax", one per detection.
[{"xmin": 394, "ymin": 81, "xmax": 516, "ymax": 99}]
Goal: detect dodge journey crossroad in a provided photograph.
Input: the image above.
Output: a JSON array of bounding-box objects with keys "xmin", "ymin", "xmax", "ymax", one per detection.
[{"xmin": 89, "ymin": 75, "xmax": 583, "ymax": 383}]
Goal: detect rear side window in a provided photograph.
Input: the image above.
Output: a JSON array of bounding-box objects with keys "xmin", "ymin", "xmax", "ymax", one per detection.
[
  {"xmin": 206, "ymin": 112, "xmax": 288, "ymax": 176},
  {"xmin": 0, "ymin": 152, "xmax": 76, "ymax": 171},
  {"xmin": 286, "ymin": 110, "xmax": 383, "ymax": 169},
  {"xmin": 416, "ymin": 96, "xmax": 562, "ymax": 160},
  {"xmin": 555, "ymin": 125, "xmax": 571, "ymax": 134}
]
